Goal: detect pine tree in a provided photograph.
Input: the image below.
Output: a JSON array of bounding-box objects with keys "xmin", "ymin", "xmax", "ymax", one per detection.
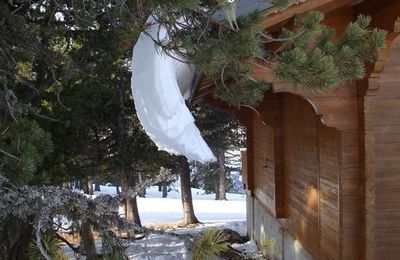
[
  {"xmin": 0, "ymin": 1, "xmax": 171, "ymax": 257},
  {"xmin": 193, "ymin": 103, "xmax": 245, "ymax": 200}
]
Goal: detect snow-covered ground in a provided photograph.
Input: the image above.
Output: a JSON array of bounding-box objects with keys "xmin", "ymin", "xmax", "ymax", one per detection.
[
  {"xmin": 94, "ymin": 183, "xmax": 246, "ymax": 225},
  {"xmin": 63, "ymin": 221, "xmax": 248, "ymax": 260},
  {"xmin": 63, "ymin": 183, "xmax": 247, "ymax": 259},
  {"xmin": 126, "ymin": 221, "xmax": 248, "ymax": 260}
]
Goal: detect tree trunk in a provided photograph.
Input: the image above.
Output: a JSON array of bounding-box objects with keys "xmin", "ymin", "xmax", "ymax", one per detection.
[
  {"xmin": 126, "ymin": 196, "xmax": 141, "ymax": 226},
  {"xmin": 80, "ymin": 180, "xmax": 96, "ymax": 258},
  {"xmin": 179, "ymin": 156, "xmax": 199, "ymax": 225},
  {"xmin": 94, "ymin": 181, "xmax": 100, "ymax": 191},
  {"xmin": 116, "ymin": 184, "xmax": 120, "ymax": 194},
  {"xmin": 80, "ymin": 220, "xmax": 97, "ymax": 259},
  {"xmin": 115, "ymin": 85, "xmax": 141, "ymax": 227},
  {"xmin": 81, "ymin": 178, "xmax": 90, "ymax": 194},
  {"xmin": 88, "ymin": 180, "xmax": 94, "ymax": 195},
  {"xmin": 162, "ymin": 181, "xmax": 168, "ymax": 198},
  {"xmin": 2, "ymin": 217, "xmax": 33, "ymax": 260},
  {"xmin": 218, "ymin": 150, "xmax": 227, "ymax": 200},
  {"xmin": 214, "ymin": 169, "xmax": 220, "ymax": 200},
  {"xmin": 121, "ymin": 171, "xmax": 142, "ymax": 227},
  {"xmin": 137, "ymin": 172, "xmax": 146, "ymax": 197},
  {"xmin": 75, "ymin": 180, "xmax": 80, "ymax": 190}
]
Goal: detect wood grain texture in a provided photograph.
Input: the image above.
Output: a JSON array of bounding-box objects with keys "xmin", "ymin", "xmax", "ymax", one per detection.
[
  {"xmin": 250, "ymin": 93, "xmax": 343, "ymax": 259},
  {"xmin": 371, "ymin": 33, "xmax": 400, "ymax": 259},
  {"xmin": 252, "ymin": 116, "xmax": 276, "ymax": 215}
]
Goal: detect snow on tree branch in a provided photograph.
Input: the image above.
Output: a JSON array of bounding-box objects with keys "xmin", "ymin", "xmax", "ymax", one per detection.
[{"xmin": 0, "ymin": 170, "xmax": 178, "ymax": 258}]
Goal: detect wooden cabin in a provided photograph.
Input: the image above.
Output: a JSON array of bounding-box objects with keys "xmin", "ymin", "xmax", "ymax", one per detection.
[{"xmin": 191, "ymin": 1, "xmax": 400, "ymax": 259}]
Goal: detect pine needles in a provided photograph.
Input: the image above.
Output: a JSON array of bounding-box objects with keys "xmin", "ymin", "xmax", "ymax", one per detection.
[
  {"xmin": 192, "ymin": 228, "xmax": 230, "ymax": 260},
  {"xmin": 0, "ymin": 119, "xmax": 53, "ymax": 185},
  {"xmin": 28, "ymin": 235, "xmax": 68, "ymax": 260},
  {"xmin": 275, "ymin": 12, "xmax": 387, "ymax": 93}
]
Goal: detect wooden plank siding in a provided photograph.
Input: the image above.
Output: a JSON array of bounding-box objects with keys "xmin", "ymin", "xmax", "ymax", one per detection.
[
  {"xmin": 252, "ymin": 116, "xmax": 277, "ymax": 216},
  {"xmin": 318, "ymin": 125, "xmax": 341, "ymax": 260},
  {"xmin": 247, "ymin": 93, "xmax": 342, "ymax": 259},
  {"xmin": 271, "ymin": 84, "xmax": 362, "ymax": 259},
  {"xmin": 370, "ymin": 33, "xmax": 400, "ymax": 259},
  {"xmin": 282, "ymin": 94, "xmax": 321, "ymax": 257}
]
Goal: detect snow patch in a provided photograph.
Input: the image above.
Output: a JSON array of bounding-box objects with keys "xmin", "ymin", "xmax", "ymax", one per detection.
[{"xmin": 131, "ymin": 15, "xmax": 215, "ymax": 163}]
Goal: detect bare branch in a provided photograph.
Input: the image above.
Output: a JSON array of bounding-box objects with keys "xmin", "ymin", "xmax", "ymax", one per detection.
[
  {"xmin": 117, "ymin": 168, "xmax": 176, "ymax": 200},
  {"xmin": 36, "ymin": 216, "xmax": 52, "ymax": 260},
  {"xmin": 54, "ymin": 232, "xmax": 81, "ymax": 255}
]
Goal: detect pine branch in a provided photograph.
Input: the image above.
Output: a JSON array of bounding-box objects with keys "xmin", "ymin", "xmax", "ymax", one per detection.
[
  {"xmin": 54, "ymin": 232, "xmax": 81, "ymax": 255},
  {"xmin": 117, "ymin": 168, "xmax": 176, "ymax": 200},
  {"xmin": 259, "ymin": 29, "xmax": 306, "ymax": 43},
  {"xmin": 0, "ymin": 148, "xmax": 21, "ymax": 161}
]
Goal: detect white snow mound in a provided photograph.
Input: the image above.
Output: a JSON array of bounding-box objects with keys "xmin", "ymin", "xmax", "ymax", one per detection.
[{"xmin": 131, "ymin": 15, "xmax": 216, "ymax": 163}]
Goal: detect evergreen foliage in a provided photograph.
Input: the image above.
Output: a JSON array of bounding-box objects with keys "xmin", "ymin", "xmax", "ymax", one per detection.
[
  {"xmin": 192, "ymin": 228, "xmax": 229, "ymax": 260},
  {"xmin": 0, "ymin": 1, "xmax": 387, "ymax": 188},
  {"xmin": 28, "ymin": 235, "xmax": 68, "ymax": 260},
  {"xmin": 216, "ymin": 0, "xmax": 240, "ymax": 30},
  {"xmin": 273, "ymin": 0, "xmax": 293, "ymax": 10},
  {"xmin": 0, "ymin": 119, "xmax": 53, "ymax": 185},
  {"xmin": 0, "ymin": 0, "xmax": 176, "ymax": 188},
  {"xmin": 171, "ymin": 10, "xmax": 270, "ymax": 107},
  {"xmin": 275, "ymin": 13, "xmax": 387, "ymax": 92},
  {"xmin": 142, "ymin": 1, "xmax": 386, "ymax": 107}
]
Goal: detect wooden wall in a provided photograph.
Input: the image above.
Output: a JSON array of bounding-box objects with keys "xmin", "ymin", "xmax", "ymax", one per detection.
[
  {"xmin": 248, "ymin": 93, "xmax": 342, "ymax": 259},
  {"xmin": 282, "ymin": 94, "xmax": 321, "ymax": 256},
  {"xmin": 252, "ymin": 116, "xmax": 277, "ymax": 215},
  {"xmin": 318, "ymin": 124, "xmax": 340, "ymax": 259},
  {"xmin": 248, "ymin": 93, "xmax": 285, "ymax": 218},
  {"xmin": 366, "ymin": 33, "xmax": 400, "ymax": 259},
  {"xmin": 374, "ymin": 74, "xmax": 400, "ymax": 258},
  {"xmin": 282, "ymin": 94, "xmax": 341, "ymax": 259}
]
